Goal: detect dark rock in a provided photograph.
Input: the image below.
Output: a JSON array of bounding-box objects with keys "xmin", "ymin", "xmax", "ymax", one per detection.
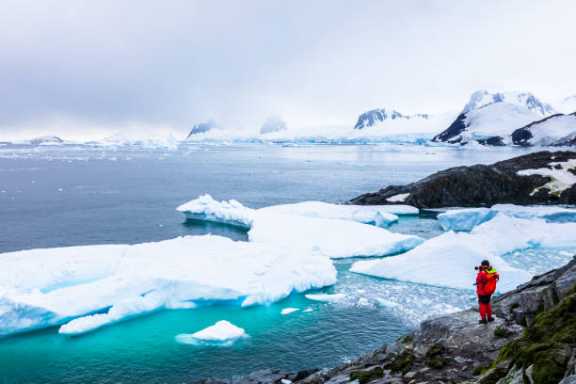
[
  {"xmin": 350, "ymin": 151, "xmax": 576, "ymax": 208},
  {"xmin": 432, "ymin": 112, "xmax": 466, "ymax": 143}
]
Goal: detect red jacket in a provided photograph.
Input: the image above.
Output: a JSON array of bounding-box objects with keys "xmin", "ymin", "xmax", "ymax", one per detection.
[{"xmin": 476, "ymin": 268, "xmax": 499, "ymax": 296}]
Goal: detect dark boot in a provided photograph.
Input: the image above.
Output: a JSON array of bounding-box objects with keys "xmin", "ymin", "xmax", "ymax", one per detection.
[
  {"xmin": 488, "ymin": 317, "xmax": 495, "ymax": 322},
  {"xmin": 478, "ymin": 319, "xmax": 488, "ymax": 324}
]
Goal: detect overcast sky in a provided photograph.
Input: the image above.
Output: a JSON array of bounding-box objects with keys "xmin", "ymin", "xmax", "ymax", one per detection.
[{"xmin": 1, "ymin": 0, "xmax": 575, "ymax": 138}]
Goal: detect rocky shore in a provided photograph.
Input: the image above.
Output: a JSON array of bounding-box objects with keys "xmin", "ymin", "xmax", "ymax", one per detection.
[
  {"xmin": 350, "ymin": 151, "xmax": 576, "ymax": 208},
  {"xmin": 198, "ymin": 257, "xmax": 576, "ymax": 384}
]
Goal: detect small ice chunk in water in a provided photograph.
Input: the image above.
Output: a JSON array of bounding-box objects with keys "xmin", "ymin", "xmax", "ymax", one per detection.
[
  {"xmin": 437, "ymin": 208, "xmax": 496, "ymax": 232},
  {"xmin": 176, "ymin": 194, "xmax": 255, "ymax": 229},
  {"xmin": 281, "ymin": 307, "xmax": 300, "ymax": 315},
  {"xmin": 175, "ymin": 320, "xmax": 248, "ymax": 346},
  {"xmin": 305, "ymin": 293, "xmax": 346, "ymax": 303}
]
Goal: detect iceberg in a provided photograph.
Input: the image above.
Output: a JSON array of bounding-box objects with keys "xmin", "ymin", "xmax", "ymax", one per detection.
[
  {"xmin": 249, "ymin": 212, "xmax": 423, "ymax": 259},
  {"xmin": 0, "ymin": 235, "xmax": 336, "ymax": 336},
  {"xmin": 352, "ymin": 215, "xmax": 576, "ymax": 292},
  {"xmin": 176, "ymin": 194, "xmax": 419, "ymax": 230},
  {"xmin": 176, "ymin": 194, "xmax": 254, "ymax": 229},
  {"xmin": 437, "ymin": 204, "xmax": 576, "ymax": 232},
  {"xmin": 305, "ymin": 293, "xmax": 346, "ymax": 303},
  {"xmin": 259, "ymin": 201, "xmax": 401, "ymax": 227},
  {"xmin": 175, "ymin": 320, "xmax": 247, "ymax": 346},
  {"xmin": 437, "ymin": 208, "xmax": 497, "ymax": 232},
  {"xmin": 281, "ymin": 307, "xmax": 300, "ymax": 315}
]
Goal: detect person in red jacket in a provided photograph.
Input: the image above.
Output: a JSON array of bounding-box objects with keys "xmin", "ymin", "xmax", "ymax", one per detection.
[{"xmin": 475, "ymin": 259, "xmax": 499, "ymax": 324}]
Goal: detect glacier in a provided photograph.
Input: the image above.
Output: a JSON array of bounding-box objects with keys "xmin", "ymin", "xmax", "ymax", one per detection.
[
  {"xmin": 0, "ymin": 235, "xmax": 336, "ymax": 337},
  {"xmin": 175, "ymin": 320, "xmax": 248, "ymax": 346},
  {"xmin": 351, "ymin": 215, "xmax": 576, "ymax": 291},
  {"xmin": 437, "ymin": 204, "xmax": 576, "ymax": 232}
]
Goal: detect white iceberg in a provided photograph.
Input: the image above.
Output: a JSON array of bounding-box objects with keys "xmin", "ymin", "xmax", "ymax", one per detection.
[
  {"xmin": 175, "ymin": 320, "xmax": 247, "ymax": 346},
  {"xmin": 176, "ymin": 194, "xmax": 419, "ymax": 230},
  {"xmin": 281, "ymin": 307, "xmax": 300, "ymax": 315},
  {"xmin": 176, "ymin": 194, "xmax": 254, "ymax": 229},
  {"xmin": 305, "ymin": 293, "xmax": 346, "ymax": 303},
  {"xmin": 437, "ymin": 208, "xmax": 497, "ymax": 232},
  {"xmin": 352, "ymin": 215, "xmax": 576, "ymax": 292},
  {"xmin": 249, "ymin": 212, "xmax": 423, "ymax": 259},
  {"xmin": 0, "ymin": 235, "xmax": 336, "ymax": 336},
  {"xmin": 259, "ymin": 201, "xmax": 400, "ymax": 227},
  {"xmin": 437, "ymin": 204, "xmax": 576, "ymax": 232}
]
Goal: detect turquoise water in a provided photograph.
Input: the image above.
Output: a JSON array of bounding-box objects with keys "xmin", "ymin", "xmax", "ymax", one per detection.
[{"xmin": 0, "ymin": 144, "xmax": 555, "ymax": 383}]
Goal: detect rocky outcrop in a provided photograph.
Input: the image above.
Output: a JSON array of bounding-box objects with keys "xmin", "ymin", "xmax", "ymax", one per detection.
[
  {"xmin": 196, "ymin": 257, "xmax": 576, "ymax": 384},
  {"xmin": 350, "ymin": 151, "xmax": 576, "ymax": 208}
]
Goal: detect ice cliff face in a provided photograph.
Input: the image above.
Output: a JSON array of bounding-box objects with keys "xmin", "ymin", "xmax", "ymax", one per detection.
[{"xmin": 354, "ymin": 109, "xmax": 429, "ymax": 129}]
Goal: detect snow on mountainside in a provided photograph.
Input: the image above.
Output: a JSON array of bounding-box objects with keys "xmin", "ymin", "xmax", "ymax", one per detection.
[
  {"xmin": 433, "ymin": 90, "xmax": 555, "ymax": 145},
  {"xmin": 354, "ymin": 108, "xmax": 429, "ymax": 129},
  {"xmin": 433, "ymin": 102, "xmax": 541, "ymax": 145},
  {"xmin": 260, "ymin": 116, "xmax": 287, "ymax": 134},
  {"xmin": 462, "ymin": 90, "xmax": 555, "ymax": 116},
  {"xmin": 512, "ymin": 112, "xmax": 576, "ymax": 146},
  {"xmin": 186, "ymin": 120, "xmax": 216, "ymax": 137}
]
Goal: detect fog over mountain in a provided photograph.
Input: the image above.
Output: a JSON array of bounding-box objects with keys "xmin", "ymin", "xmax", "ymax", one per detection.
[{"xmin": 1, "ymin": 0, "xmax": 575, "ymax": 140}]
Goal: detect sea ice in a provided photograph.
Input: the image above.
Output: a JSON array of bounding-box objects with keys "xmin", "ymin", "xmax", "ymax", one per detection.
[
  {"xmin": 437, "ymin": 204, "xmax": 576, "ymax": 232},
  {"xmin": 249, "ymin": 212, "xmax": 423, "ymax": 259},
  {"xmin": 281, "ymin": 307, "xmax": 300, "ymax": 315},
  {"xmin": 259, "ymin": 201, "xmax": 400, "ymax": 227},
  {"xmin": 0, "ymin": 235, "xmax": 336, "ymax": 336},
  {"xmin": 176, "ymin": 194, "xmax": 255, "ymax": 229},
  {"xmin": 175, "ymin": 320, "xmax": 247, "ymax": 346},
  {"xmin": 305, "ymin": 293, "xmax": 346, "ymax": 303},
  {"xmin": 176, "ymin": 194, "xmax": 420, "ymax": 230},
  {"xmin": 352, "ymin": 215, "xmax": 576, "ymax": 292}
]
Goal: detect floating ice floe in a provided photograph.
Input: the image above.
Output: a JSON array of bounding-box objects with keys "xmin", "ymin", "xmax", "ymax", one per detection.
[
  {"xmin": 281, "ymin": 307, "xmax": 300, "ymax": 315},
  {"xmin": 352, "ymin": 215, "xmax": 576, "ymax": 292},
  {"xmin": 176, "ymin": 194, "xmax": 255, "ymax": 229},
  {"xmin": 249, "ymin": 212, "xmax": 423, "ymax": 259},
  {"xmin": 305, "ymin": 293, "xmax": 346, "ymax": 303},
  {"xmin": 176, "ymin": 194, "xmax": 419, "ymax": 230},
  {"xmin": 0, "ymin": 235, "xmax": 336, "ymax": 337},
  {"xmin": 258, "ymin": 201, "xmax": 402, "ymax": 227},
  {"xmin": 175, "ymin": 320, "xmax": 248, "ymax": 346},
  {"xmin": 437, "ymin": 204, "xmax": 576, "ymax": 232}
]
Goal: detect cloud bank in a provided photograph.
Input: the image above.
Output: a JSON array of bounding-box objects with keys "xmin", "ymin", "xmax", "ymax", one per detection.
[{"xmin": 0, "ymin": 0, "xmax": 575, "ymax": 139}]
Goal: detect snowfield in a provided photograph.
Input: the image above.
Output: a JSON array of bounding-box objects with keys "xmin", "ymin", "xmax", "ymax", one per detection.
[
  {"xmin": 518, "ymin": 159, "xmax": 576, "ymax": 196},
  {"xmin": 0, "ymin": 235, "xmax": 336, "ymax": 336}
]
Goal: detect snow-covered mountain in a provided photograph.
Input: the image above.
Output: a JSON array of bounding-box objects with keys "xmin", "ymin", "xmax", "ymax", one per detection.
[
  {"xmin": 433, "ymin": 90, "xmax": 555, "ymax": 145},
  {"xmin": 462, "ymin": 90, "xmax": 555, "ymax": 117},
  {"xmin": 29, "ymin": 136, "xmax": 65, "ymax": 145},
  {"xmin": 186, "ymin": 121, "xmax": 216, "ymax": 138},
  {"xmin": 354, "ymin": 108, "xmax": 429, "ymax": 129},
  {"xmin": 260, "ymin": 116, "xmax": 287, "ymax": 134},
  {"xmin": 512, "ymin": 112, "xmax": 576, "ymax": 146}
]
